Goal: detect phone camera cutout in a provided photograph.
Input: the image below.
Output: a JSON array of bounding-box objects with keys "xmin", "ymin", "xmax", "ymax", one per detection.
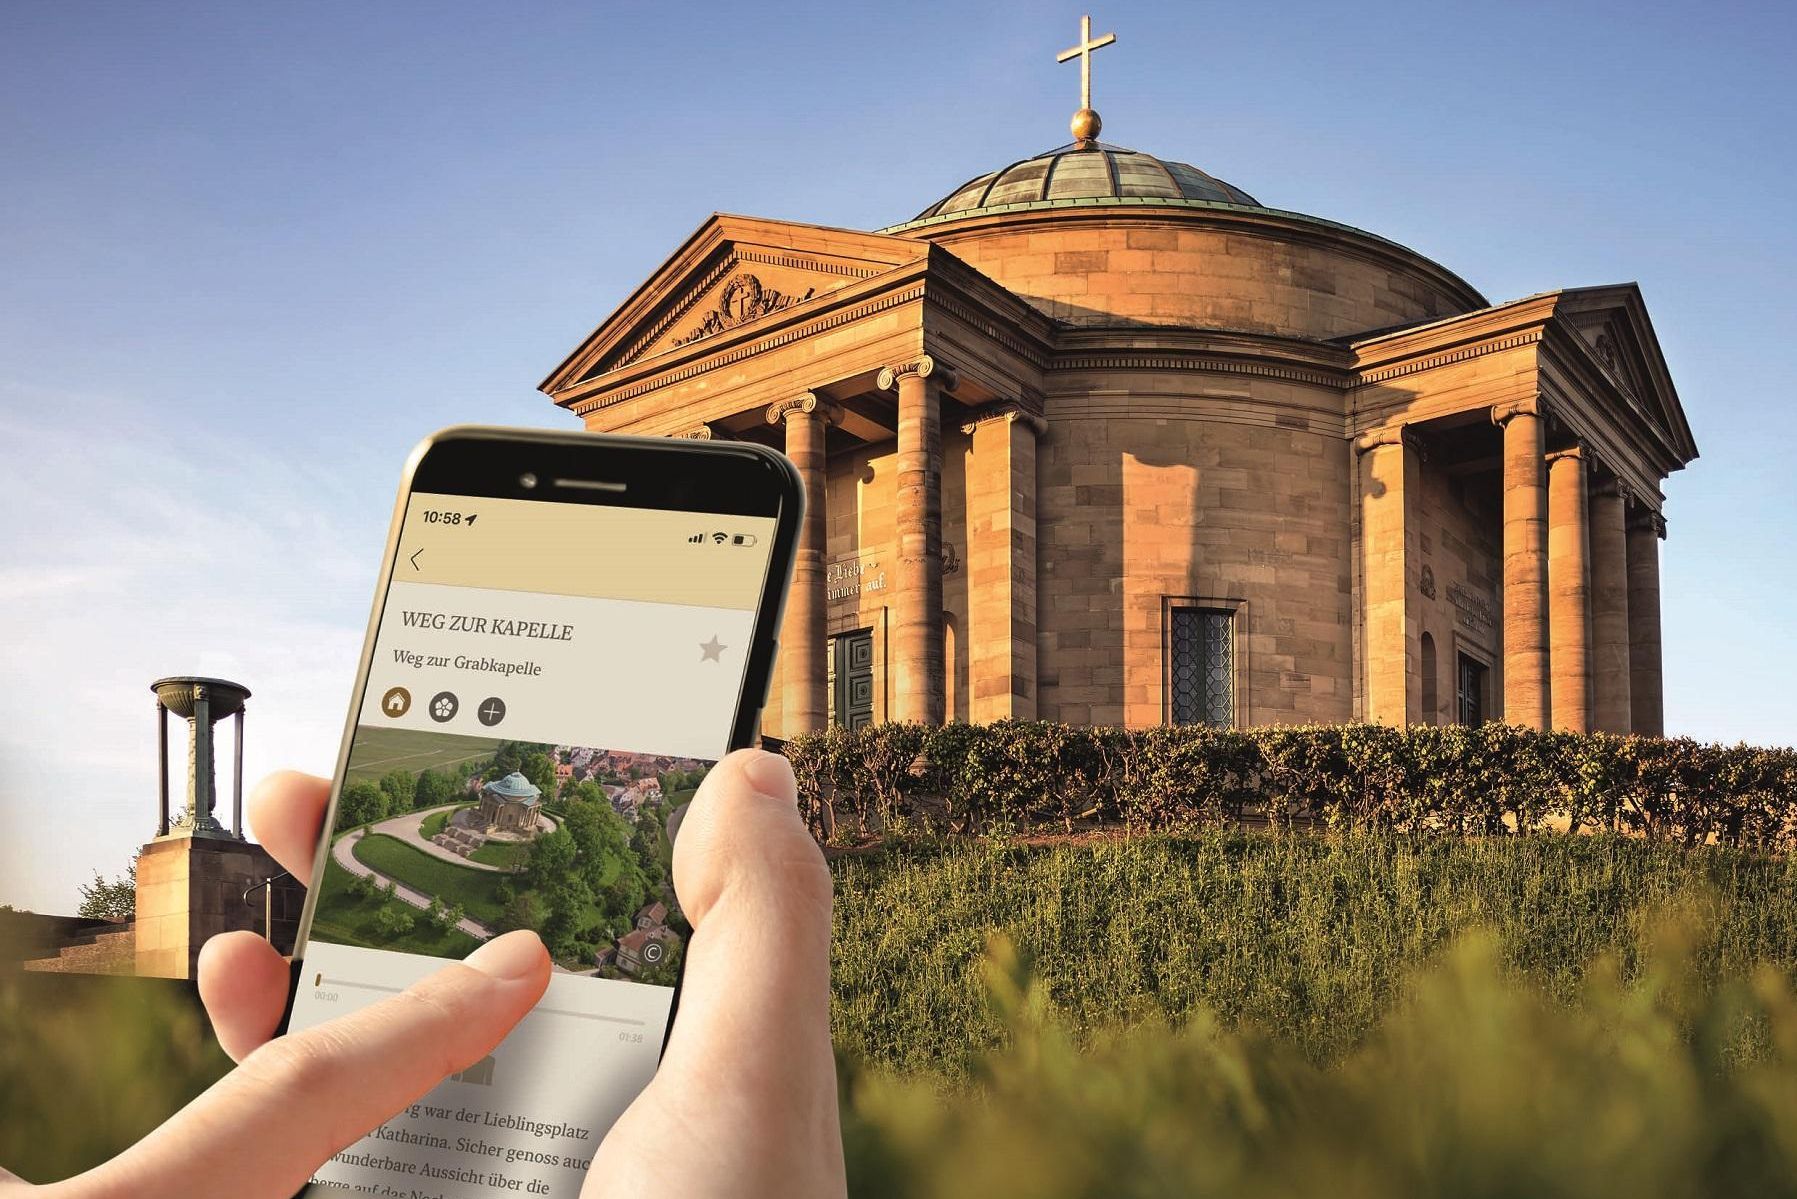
[{"xmin": 519, "ymin": 471, "xmax": 539, "ymax": 489}]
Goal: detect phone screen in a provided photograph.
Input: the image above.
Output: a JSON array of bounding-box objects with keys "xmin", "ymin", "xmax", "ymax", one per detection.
[{"xmin": 287, "ymin": 483, "xmax": 779, "ymax": 1198}]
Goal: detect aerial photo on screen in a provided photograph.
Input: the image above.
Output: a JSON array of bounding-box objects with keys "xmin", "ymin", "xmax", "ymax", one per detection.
[{"xmin": 309, "ymin": 726, "xmax": 709, "ymax": 981}]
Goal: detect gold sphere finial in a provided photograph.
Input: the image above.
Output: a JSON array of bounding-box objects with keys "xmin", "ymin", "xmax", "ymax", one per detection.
[{"xmin": 1071, "ymin": 106, "xmax": 1102, "ymax": 144}]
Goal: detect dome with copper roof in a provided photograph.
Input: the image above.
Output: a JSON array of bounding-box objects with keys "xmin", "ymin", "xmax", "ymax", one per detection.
[{"xmin": 899, "ymin": 141, "xmax": 1261, "ymax": 229}]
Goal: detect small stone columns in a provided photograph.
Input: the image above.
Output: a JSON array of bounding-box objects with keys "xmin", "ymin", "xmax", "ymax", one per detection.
[
  {"xmin": 1627, "ymin": 507, "xmax": 1667, "ymax": 736},
  {"xmin": 878, "ymin": 355, "xmax": 955, "ymax": 724},
  {"xmin": 1355, "ymin": 425, "xmax": 1422, "ymax": 726},
  {"xmin": 1546, "ymin": 447, "xmax": 1592, "ymax": 733},
  {"xmin": 1588, "ymin": 478, "xmax": 1634, "ymax": 734},
  {"xmin": 766, "ymin": 393, "xmax": 836, "ymax": 734},
  {"xmin": 1494, "ymin": 401, "xmax": 1551, "ymax": 729}
]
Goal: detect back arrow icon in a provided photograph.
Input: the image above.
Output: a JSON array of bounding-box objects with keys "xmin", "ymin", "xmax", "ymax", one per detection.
[{"xmin": 409, "ymin": 549, "xmax": 424, "ymax": 571}]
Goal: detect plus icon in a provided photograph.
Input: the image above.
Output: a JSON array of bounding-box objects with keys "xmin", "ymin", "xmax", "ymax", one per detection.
[{"xmin": 476, "ymin": 697, "xmax": 507, "ymax": 728}]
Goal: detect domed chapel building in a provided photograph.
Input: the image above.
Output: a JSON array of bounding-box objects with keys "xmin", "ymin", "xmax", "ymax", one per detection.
[{"xmin": 540, "ymin": 20, "xmax": 1696, "ymax": 737}]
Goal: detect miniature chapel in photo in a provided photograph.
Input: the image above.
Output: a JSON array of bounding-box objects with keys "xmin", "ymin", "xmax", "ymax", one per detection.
[{"xmin": 538, "ymin": 16, "xmax": 1697, "ymax": 738}]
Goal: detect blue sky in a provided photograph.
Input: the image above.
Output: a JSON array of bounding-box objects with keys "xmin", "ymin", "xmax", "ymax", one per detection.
[{"xmin": 2, "ymin": 0, "xmax": 1793, "ymax": 911}]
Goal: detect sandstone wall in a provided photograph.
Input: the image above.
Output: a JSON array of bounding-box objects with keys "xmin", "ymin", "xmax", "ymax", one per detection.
[{"xmin": 923, "ymin": 215, "xmax": 1474, "ymax": 340}]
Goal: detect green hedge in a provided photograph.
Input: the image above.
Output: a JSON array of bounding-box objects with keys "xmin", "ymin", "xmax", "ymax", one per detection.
[{"xmin": 783, "ymin": 721, "xmax": 1797, "ymax": 849}]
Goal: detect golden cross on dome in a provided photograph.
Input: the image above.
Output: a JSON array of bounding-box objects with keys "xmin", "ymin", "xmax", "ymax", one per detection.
[{"xmin": 1049, "ymin": 13, "xmax": 1106, "ymax": 115}]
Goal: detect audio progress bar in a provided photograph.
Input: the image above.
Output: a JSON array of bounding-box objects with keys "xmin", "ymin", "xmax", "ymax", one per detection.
[{"xmin": 315, "ymin": 975, "xmax": 647, "ymax": 1026}]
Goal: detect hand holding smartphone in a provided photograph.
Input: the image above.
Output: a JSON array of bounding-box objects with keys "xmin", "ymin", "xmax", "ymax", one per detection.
[{"xmin": 279, "ymin": 427, "xmax": 803, "ymax": 1198}]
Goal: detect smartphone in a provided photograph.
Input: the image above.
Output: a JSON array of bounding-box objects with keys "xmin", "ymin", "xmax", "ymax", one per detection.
[{"xmin": 279, "ymin": 426, "xmax": 801, "ymax": 1198}]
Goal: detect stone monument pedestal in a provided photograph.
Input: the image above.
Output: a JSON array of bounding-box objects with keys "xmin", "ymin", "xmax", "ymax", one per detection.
[{"xmin": 134, "ymin": 836, "xmax": 304, "ymax": 980}]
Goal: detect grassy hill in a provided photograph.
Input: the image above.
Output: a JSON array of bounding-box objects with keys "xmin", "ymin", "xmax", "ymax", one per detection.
[{"xmin": 349, "ymin": 833, "xmax": 510, "ymax": 927}]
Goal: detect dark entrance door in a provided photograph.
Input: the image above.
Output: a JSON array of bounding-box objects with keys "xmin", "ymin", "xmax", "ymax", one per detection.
[{"xmin": 831, "ymin": 630, "xmax": 874, "ymax": 729}]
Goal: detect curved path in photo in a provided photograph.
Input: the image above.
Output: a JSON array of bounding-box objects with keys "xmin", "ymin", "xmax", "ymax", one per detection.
[
  {"xmin": 332, "ymin": 829, "xmax": 499, "ymax": 941},
  {"xmin": 372, "ymin": 802, "xmax": 509, "ymax": 873},
  {"xmin": 371, "ymin": 802, "xmax": 560, "ymax": 873}
]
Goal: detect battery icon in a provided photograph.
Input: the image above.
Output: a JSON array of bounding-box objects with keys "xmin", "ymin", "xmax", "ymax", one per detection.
[{"xmin": 731, "ymin": 533, "xmax": 758, "ymax": 547}]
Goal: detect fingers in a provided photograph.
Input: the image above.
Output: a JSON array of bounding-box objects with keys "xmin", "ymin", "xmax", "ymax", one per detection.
[
  {"xmin": 191, "ymin": 772, "xmax": 327, "ymax": 1063},
  {"xmin": 587, "ymin": 750, "xmax": 843, "ymax": 1197},
  {"xmin": 196, "ymin": 932, "xmax": 292, "ymax": 1062},
  {"xmin": 70, "ymin": 931, "xmax": 551, "ymax": 1199},
  {"xmin": 246, "ymin": 770, "xmax": 331, "ymax": 880}
]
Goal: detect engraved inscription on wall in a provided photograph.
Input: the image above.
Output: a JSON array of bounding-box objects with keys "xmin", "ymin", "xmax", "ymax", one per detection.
[
  {"xmin": 1447, "ymin": 581, "xmax": 1496, "ymax": 635},
  {"xmin": 827, "ymin": 557, "xmax": 886, "ymax": 603}
]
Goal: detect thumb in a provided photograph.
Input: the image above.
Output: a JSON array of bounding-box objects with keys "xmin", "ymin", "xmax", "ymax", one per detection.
[
  {"xmin": 63, "ymin": 930, "xmax": 551, "ymax": 1199},
  {"xmin": 587, "ymin": 749, "xmax": 842, "ymax": 1197}
]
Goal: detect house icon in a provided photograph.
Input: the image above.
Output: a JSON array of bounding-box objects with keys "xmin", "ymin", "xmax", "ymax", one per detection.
[{"xmin": 381, "ymin": 687, "xmax": 411, "ymax": 718}]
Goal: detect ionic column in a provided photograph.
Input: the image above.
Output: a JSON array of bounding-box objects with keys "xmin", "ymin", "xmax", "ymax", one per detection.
[
  {"xmin": 1588, "ymin": 478, "xmax": 1633, "ymax": 733},
  {"xmin": 1494, "ymin": 401, "xmax": 1550, "ymax": 728},
  {"xmin": 156, "ymin": 698, "xmax": 170, "ymax": 837},
  {"xmin": 1627, "ymin": 506, "xmax": 1666, "ymax": 736},
  {"xmin": 767, "ymin": 394, "xmax": 836, "ymax": 734},
  {"xmin": 233, "ymin": 706, "xmax": 246, "ymax": 839},
  {"xmin": 1546, "ymin": 447, "xmax": 1592, "ymax": 732},
  {"xmin": 879, "ymin": 356, "xmax": 954, "ymax": 724},
  {"xmin": 963, "ymin": 402, "xmax": 1046, "ymax": 722},
  {"xmin": 1355, "ymin": 425, "xmax": 1421, "ymax": 726}
]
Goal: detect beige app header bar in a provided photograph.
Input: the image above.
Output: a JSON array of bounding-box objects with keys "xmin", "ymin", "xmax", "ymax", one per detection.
[{"xmin": 400, "ymin": 493, "xmax": 777, "ymax": 610}]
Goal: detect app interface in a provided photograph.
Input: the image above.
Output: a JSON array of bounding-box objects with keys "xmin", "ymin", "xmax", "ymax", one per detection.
[{"xmin": 289, "ymin": 492, "xmax": 777, "ymax": 1198}]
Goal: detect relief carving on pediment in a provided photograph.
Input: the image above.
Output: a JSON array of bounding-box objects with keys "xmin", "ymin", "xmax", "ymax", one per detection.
[{"xmin": 675, "ymin": 273, "xmax": 815, "ymax": 346}]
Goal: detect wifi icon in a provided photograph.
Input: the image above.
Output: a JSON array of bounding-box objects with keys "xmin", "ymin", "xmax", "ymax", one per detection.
[{"xmin": 710, "ymin": 532, "xmax": 729, "ymax": 544}]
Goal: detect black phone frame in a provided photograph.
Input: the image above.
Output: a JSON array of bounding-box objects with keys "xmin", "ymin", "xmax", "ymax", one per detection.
[{"xmin": 277, "ymin": 425, "xmax": 803, "ymax": 1198}]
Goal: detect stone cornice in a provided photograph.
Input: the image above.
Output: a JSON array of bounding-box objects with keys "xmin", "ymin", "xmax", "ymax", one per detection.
[
  {"xmin": 609, "ymin": 253, "xmax": 736, "ymax": 370},
  {"xmin": 925, "ymin": 288, "xmax": 1054, "ymax": 370},
  {"xmin": 565, "ymin": 279, "xmax": 927, "ymax": 416},
  {"xmin": 1051, "ymin": 350, "xmax": 1349, "ymax": 390},
  {"xmin": 1356, "ymin": 328, "xmax": 1547, "ymax": 387}
]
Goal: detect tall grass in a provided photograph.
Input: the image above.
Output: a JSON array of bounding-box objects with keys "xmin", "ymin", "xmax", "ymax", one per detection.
[
  {"xmin": 0, "ymin": 967, "xmax": 229, "ymax": 1183},
  {"xmin": 842, "ymin": 928, "xmax": 1797, "ymax": 1198},
  {"xmin": 10, "ymin": 830, "xmax": 1797, "ymax": 1190},
  {"xmin": 831, "ymin": 830, "xmax": 1797, "ymax": 1075}
]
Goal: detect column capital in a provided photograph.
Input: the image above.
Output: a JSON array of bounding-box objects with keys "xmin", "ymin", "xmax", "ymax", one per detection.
[
  {"xmin": 1593, "ymin": 475, "xmax": 1634, "ymax": 502},
  {"xmin": 960, "ymin": 400, "xmax": 1047, "ymax": 438},
  {"xmin": 1544, "ymin": 444, "xmax": 1587, "ymax": 466},
  {"xmin": 673, "ymin": 424, "xmax": 716, "ymax": 440},
  {"xmin": 877, "ymin": 354, "xmax": 958, "ymax": 393},
  {"xmin": 1628, "ymin": 508, "xmax": 1668, "ymax": 539},
  {"xmin": 1490, "ymin": 397, "xmax": 1544, "ymax": 427},
  {"xmin": 1352, "ymin": 424, "xmax": 1425, "ymax": 457},
  {"xmin": 765, "ymin": 392, "xmax": 841, "ymax": 426}
]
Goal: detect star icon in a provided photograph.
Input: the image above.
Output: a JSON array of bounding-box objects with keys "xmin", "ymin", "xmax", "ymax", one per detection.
[{"xmin": 699, "ymin": 635, "xmax": 728, "ymax": 662}]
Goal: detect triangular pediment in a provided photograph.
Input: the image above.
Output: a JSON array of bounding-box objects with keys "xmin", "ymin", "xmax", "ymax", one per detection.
[
  {"xmin": 1554, "ymin": 284, "xmax": 1698, "ymax": 465},
  {"xmin": 540, "ymin": 215, "xmax": 929, "ymax": 395},
  {"xmin": 1569, "ymin": 310, "xmax": 1650, "ymax": 405}
]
